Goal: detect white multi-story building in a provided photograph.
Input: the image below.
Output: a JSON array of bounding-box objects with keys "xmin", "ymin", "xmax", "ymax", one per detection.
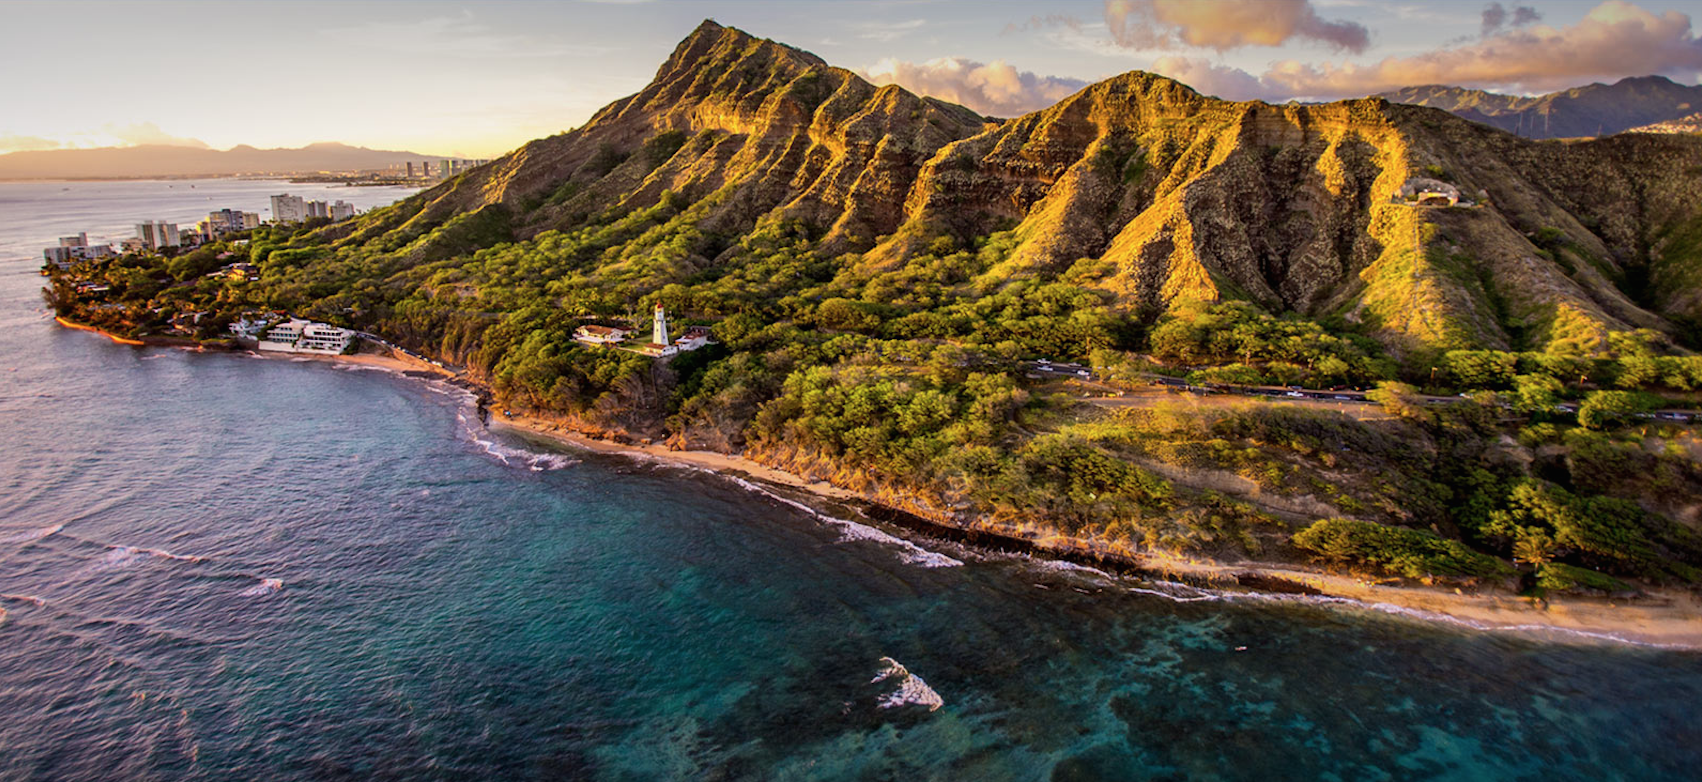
[
  {"xmin": 329, "ymin": 200, "xmax": 356, "ymax": 221},
  {"xmin": 305, "ymin": 200, "xmax": 329, "ymax": 219},
  {"xmin": 255, "ymin": 318, "xmax": 354, "ymax": 354},
  {"xmin": 270, "ymin": 193, "xmax": 307, "ymax": 224},
  {"xmin": 135, "ymin": 221, "xmax": 179, "ymax": 250},
  {"xmin": 43, "ymin": 239, "xmax": 115, "ymax": 268}
]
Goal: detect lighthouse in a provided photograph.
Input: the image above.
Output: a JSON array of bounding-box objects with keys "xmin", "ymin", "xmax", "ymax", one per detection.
[{"xmin": 652, "ymin": 302, "xmax": 669, "ymax": 347}]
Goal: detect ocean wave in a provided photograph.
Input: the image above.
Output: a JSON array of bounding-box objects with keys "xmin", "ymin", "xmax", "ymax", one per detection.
[
  {"xmin": 870, "ymin": 657, "xmax": 943, "ymax": 712},
  {"xmin": 725, "ymin": 477, "xmax": 961, "ymax": 568},
  {"xmin": 1, "ymin": 523, "xmax": 63, "ymax": 544},
  {"xmin": 94, "ymin": 546, "xmax": 144, "ymax": 569},
  {"xmin": 135, "ymin": 546, "xmax": 203, "ymax": 562},
  {"xmin": 238, "ymin": 577, "xmax": 284, "ymax": 597},
  {"xmin": 0, "ymin": 593, "xmax": 47, "ymax": 606},
  {"xmin": 90, "ymin": 544, "xmax": 206, "ymax": 570},
  {"xmin": 455, "ymin": 410, "xmax": 578, "ymax": 471}
]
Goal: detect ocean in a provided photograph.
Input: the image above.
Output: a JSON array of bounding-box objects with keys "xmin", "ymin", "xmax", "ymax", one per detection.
[{"xmin": 1, "ymin": 179, "xmax": 1699, "ymax": 781}]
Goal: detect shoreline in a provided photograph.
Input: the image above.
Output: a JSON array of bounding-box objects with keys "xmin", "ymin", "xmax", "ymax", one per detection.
[
  {"xmin": 56, "ymin": 319, "xmax": 1702, "ymax": 649},
  {"xmin": 490, "ymin": 399, "xmax": 1702, "ymax": 650}
]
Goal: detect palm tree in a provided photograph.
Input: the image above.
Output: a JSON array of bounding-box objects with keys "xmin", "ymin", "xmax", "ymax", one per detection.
[{"xmin": 1512, "ymin": 529, "xmax": 1556, "ymax": 568}]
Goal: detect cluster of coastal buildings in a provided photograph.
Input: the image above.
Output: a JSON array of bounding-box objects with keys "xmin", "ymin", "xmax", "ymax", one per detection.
[
  {"xmin": 229, "ymin": 316, "xmax": 354, "ymax": 355},
  {"xmin": 574, "ymin": 304, "xmax": 712, "ymax": 357},
  {"xmin": 268, "ymin": 193, "xmax": 356, "ymax": 224},
  {"xmin": 41, "ymin": 194, "xmax": 360, "ymax": 269},
  {"xmin": 398, "ymin": 159, "xmax": 486, "ymax": 180}
]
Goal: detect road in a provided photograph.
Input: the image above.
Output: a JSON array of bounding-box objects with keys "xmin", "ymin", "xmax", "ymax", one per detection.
[{"xmin": 1022, "ymin": 360, "xmax": 1700, "ymax": 424}]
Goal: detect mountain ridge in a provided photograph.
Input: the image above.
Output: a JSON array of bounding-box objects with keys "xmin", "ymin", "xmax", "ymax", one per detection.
[
  {"xmin": 331, "ymin": 21, "xmax": 1702, "ymax": 352},
  {"xmin": 1378, "ymin": 75, "xmax": 1702, "ymax": 140}
]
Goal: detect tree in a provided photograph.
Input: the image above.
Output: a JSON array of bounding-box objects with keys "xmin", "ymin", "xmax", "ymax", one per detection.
[
  {"xmin": 1576, "ymin": 390, "xmax": 1657, "ymax": 430},
  {"xmin": 1510, "ymin": 373, "xmax": 1562, "ymax": 415},
  {"xmin": 1367, "ymin": 381, "xmax": 1428, "ymax": 420}
]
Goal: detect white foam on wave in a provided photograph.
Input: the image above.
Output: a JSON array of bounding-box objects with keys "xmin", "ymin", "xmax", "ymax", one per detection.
[
  {"xmin": 1, "ymin": 523, "xmax": 63, "ymax": 545},
  {"xmin": 455, "ymin": 409, "xmax": 578, "ymax": 471},
  {"xmin": 0, "ymin": 593, "xmax": 47, "ymax": 606},
  {"xmin": 95, "ymin": 546, "xmax": 144, "ymax": 569},
  {"xmin": 871, "ymin": 657, "xmax": 943, "ymax": 712},
  {"xmin": 725, "ymin": 476, "xmax": 961, "ymax": 568},
  {"xmin": 238, "ymin": 577, "xmax": 283, "ymax": 597},
  {"xmin": 88, "ymin": 544, "xmax": 206, "ymax": 570}
]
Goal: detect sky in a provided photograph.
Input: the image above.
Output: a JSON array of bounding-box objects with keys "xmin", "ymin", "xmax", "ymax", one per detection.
[{"xmin": 3, "ymin": 0, "xmax": 1701, "ymax": 158}]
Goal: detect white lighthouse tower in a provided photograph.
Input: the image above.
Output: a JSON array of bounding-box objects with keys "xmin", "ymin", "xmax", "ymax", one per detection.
[{"xmin": 652, "ymin": 302, "xmax": 669, "ymax": 347}]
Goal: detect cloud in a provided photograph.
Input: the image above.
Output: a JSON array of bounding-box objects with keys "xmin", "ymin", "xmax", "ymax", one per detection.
[
  {"xmin": 0, "ymin": 134, "xmax": 64, "ymax": 154},
  {"xmin": 1103, "ymin": 0, "xmax": 1371, "ymax": 53},
  {"xmin": 1002, "ymin": 14, "xmax": 1085, "ymax": 36},
  {"xmin": 1482, "ymin": 2, "xmax": 1542, "ymax": 36},
  {"xmin": 1142, "ymin": 1, "xmax": 1702, "ymax": 102},
  {"xmin": 1148, "ymin": 56, "xmax": 1287, "ymax": 101},
  {"xmin": 1260, "ymin": 0, "xmax": 1702, "ymax": 98},
  {"xmin": 319, "ymin": 11, "xmax": 609, "ymax": 58},
  {"xmin": 852, "ymin": 19, "xmax": 927, "ymax": 42},
  {"xmin": 859, "ymin": 57, "xmax": 1089, "ymax": 116},
  {"xmin": 101, "ymin": 122, "xmax": 208, "ymax": 148}
]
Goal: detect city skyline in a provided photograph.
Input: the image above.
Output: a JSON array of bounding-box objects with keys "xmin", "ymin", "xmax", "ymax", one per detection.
[{"xmin": 4, "ymin": 0, "xmax": 1701, "ymax": 159}]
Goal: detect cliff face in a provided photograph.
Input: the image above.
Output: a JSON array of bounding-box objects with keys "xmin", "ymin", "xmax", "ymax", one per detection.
[{"xmin": 332, "ymin": 21, "xmax": 1702, "ymax": 353}]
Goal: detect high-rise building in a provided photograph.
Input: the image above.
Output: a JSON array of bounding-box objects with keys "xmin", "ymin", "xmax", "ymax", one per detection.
[
  {"xmin": 406, "ymin": 161, "xmax": 415, "ymax": 178},
  {"xmin": 305, "ymin": 200, "xmax": 330, "ymax": 220},
  {"xmin": 134, "ymin": 221, "xmax": 180, "ymax": 251},
  {"xmin": 329, "ymin": 200, "xmax": 355, "ymax": 221},
  {"xmin": 204, "ymin": 209, "xmax": 261, "ymax": 237},
  {"xmin": 270, "ymin": 193, "xmax": 307, "ymax": 223},
  {"xmin": 59, "ymin": 233, "xmax": 89, "ymax": 248}
]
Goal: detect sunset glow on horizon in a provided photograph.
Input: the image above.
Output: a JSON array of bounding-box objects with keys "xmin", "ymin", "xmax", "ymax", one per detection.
[{"xmin": 4, "ymin": 0, "xmax": 1701, "ymax": 159}]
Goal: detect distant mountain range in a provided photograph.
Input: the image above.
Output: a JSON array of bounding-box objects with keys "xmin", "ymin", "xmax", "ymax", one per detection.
[
  {"xmin": 1378, "ymin": 75, "xmax": 1702, "ymax": 139},
  {"xmin": 0, "ymin": 142, "xmax": 441, "ymax": 180}
]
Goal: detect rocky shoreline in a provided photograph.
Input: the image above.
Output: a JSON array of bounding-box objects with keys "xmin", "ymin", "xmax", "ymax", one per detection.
[{"xmin": 53, "ymin": 318, "xmax": 1702, "ymax": 648}]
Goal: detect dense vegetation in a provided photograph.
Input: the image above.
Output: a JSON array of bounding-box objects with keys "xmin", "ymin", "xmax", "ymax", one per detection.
[{"xmin": 43, "ymin": 173, "xmax": 1702, "ymax": 599}]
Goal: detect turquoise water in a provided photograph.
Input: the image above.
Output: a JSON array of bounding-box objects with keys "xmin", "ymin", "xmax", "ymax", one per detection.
[{"xmin": 2, "ymin": 181, "xmax": 1701, "ymax": 780}]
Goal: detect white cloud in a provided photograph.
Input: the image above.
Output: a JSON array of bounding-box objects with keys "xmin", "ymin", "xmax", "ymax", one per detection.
[
  {"xmin": 1103, "ymin": 0, "xmax": 1371, "ymax": 53},
  {"xmin": 851, "ymin": 19, "xmax": 928, "ymax": 42},
  {"xmin": 860, "ymin": 57, "xmax": 1089, "ymax": 116},
  {"xmin": 1126, "ymin": 1, "xmax": 1702, "ymax": 102},
  {"xmin": 100, "ymin": 122, "xmax": 209, "ymax": 148},
  {"xmin": 1262, "ymin": 0, "xmax": 1702, "ymax": 98},
  {"xmin": 318, "ymin": 11, "xmax": 611, "ymax": 59}
]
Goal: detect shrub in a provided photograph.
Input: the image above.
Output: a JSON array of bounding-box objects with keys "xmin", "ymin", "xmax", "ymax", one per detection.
[
  {"xmin": 1292, "ymin": 517, "xmax": 1510, "ymax": 579},
  {"xmin": 1534, "ymin": 563, "xmax": 1633, "ymax": 594}
]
